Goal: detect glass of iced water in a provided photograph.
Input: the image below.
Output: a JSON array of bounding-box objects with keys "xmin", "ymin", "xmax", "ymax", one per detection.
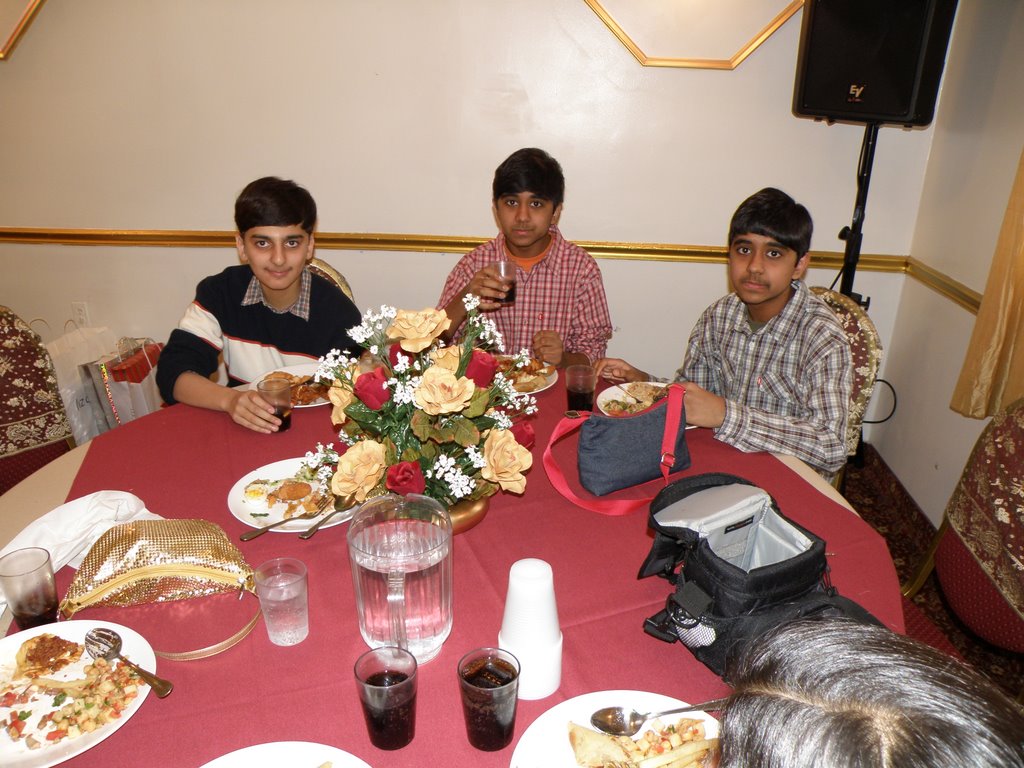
[{"xmin": 254, "ymin": 557, "xmax": 309, "ymax": 646}]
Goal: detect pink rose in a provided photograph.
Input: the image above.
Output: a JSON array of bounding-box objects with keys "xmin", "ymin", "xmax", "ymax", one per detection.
[
  {"xmin": 354, "ymin": 367, "xmax": 391, "ymax": 410},
  {"xmin": 386, "ymin": 460, "xmax": 426, "ymax": 496},
  {"xmin": 510, "ymin": 420, "xmax": 536, "ymax": 449},
  {"xmin": 465, "ymin": 349, "xmax": 498, "ymax": 387}
]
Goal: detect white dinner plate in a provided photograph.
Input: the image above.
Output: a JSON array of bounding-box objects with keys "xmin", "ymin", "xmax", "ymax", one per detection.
[
  {"xmin": 497, "ymin": 356, "xmax": 559, "ymax": 395},
  {"xmin": 509, "ymin": 689, "xmax": 718, "ymax": 768},
  {"xmin": 529, "ymin": 368, "xmax": 558, "ymax": 395},
  {"xmin": 244, "ymin": 363, "xmax": 330, "ymax": 408},
  {"xmin": 0, "ymin": 620, "xmax": 155, "ymax": 768},
  {"xmin": 596, "ymin": 381, "xmax": 668, "ymax": 416},
  {"xmin": 227, "ymin": 457, "xmax": 352, "ymax": 533},
  {"xmin": 199, "ymin": 741, "xmax": 372, "ymax": 768}
]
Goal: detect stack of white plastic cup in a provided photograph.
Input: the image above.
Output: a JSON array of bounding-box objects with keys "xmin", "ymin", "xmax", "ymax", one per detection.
[{"xmin": 497, "ymin": 558, "xmax": 562, "ymax": 700}]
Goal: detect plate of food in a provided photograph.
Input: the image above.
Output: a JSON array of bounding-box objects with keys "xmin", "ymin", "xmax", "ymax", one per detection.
[
  {"xmin": 199, "ymin": 741, "xmax": 371, "ymax": 768},
  {"xmin": 496, "ymin": 355, "xmax": 558, "ymax": 394},
  {"xmin": 247, "ymin": 364, "xmax": 331, "ymax": 408},
  {"xmin": 510, "ymin": 690, "xmax": 719, "ymax": 768},
  {"xmin": 597, "ymin": 381, "xmax": 669, "ymax": 416},
  {"xmin": 0, "ymin": 620, "xmax": 155, "ymax": 768},
  {"xmin": 227, "ymin": 458, "xmax": 345, "ymax": 533}
]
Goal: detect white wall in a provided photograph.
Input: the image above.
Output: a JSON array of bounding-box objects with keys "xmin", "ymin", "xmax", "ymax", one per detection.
[
  {"xmin": 871, "ymin": 1, "xmax": 1024, "ymax": 522},
  {"xmin": 1, "ymin": 1, "xmax": 1019, "ymax": 524},
  {"xmin": 1, "ymin": 1, "xmax": 933, "ymax": 242}
]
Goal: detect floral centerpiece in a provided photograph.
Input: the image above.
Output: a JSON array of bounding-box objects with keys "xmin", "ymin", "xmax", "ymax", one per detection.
[{"xmin": 303, "ymin": 296, "xmax": 537, "ymax": 510}]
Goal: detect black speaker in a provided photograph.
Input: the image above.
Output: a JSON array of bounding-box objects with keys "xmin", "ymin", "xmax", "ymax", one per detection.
[{"xmin": 793, "ymin": 0, "xmax": 958, "ymax": 126}]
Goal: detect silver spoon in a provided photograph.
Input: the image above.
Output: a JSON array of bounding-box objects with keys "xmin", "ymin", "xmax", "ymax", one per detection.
[
  {"xmin": 590, "ymin": 696, "xmax": 730, "ymax": 736},
  {"xmin": 84, "ymin": 627, "xmax": 174, "ymax": 698}
]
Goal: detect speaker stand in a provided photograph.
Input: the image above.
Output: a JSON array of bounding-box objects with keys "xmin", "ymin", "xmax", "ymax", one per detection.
[{"xmin": 838, "ymin": 122, "xmax": 880, "ymax": 308}]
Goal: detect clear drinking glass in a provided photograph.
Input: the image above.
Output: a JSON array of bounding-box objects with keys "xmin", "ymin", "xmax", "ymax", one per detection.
[
  {"xmin": 254, "ymin": 557, "xmax": 309, "ymax": 646},
  {"xmin": 458, "ymin": 647, "xmax": 520, "ymax": 751},
  {"xmin": 354, "ymin": 646, "xmax": 418, "ymax": 749},
  {"xmin": 0, "ymin": 547, "xmax": 58, "ymax": 631}
]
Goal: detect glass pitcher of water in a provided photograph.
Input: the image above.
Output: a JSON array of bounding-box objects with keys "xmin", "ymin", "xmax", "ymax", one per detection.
[{"xmin": 347, "ymin": 494, "xmax": 453, "ymax": 664}]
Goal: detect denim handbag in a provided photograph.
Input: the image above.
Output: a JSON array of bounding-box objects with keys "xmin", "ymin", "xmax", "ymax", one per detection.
[{"xmin": 543, "ymin": 383, "xmax": 691, "ymax": 515}]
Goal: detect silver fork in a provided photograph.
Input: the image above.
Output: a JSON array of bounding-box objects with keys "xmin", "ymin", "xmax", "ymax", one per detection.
[
  {"xmin": 239, "ymin": 494, "xmax": 331, "ymax": 541},
  {"xmin": 299, "ymin": 494, "xmax": 357, "ymax": 539}
]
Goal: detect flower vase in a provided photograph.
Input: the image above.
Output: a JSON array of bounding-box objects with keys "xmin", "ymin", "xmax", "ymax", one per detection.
[{"xmin": 449, "ymin": 496, "xmax": 490, "ymax": 535}]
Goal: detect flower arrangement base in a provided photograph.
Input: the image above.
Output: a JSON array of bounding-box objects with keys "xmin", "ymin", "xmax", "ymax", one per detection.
[{"xmin": 449, "ymin": 496, "xmax": 490, "ymax": 535}]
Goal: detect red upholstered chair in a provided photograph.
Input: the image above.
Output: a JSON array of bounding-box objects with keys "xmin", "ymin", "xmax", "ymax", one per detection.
[
  {"xmin": 0, "ymin": 306, "xmax": 74, "ymax": 496},
  {"xmin": 903, "ymin": 398, "xmax": 1024, "ymax": 659}
]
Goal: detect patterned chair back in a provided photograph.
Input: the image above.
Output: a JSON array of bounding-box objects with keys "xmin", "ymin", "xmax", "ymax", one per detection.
[
  {"xmin": 308, "ymin": 258, "xmax": 355, "ymax": 303},
  {"xmin": 0, "ymin": 306, "xmax": 73, "ymax": 493},
  {"xmin": 810, "ymin": 286, "xmax": 883, "ymax": 456},
  {"xmin": 940, "ymin": 398, "xmax": 1024, "ymax": 650}
]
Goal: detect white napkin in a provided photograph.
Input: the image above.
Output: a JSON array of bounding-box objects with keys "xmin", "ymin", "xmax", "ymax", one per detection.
[{"xmin": 0, "ymin": 491, "xmax": 163, "ymax": 616}]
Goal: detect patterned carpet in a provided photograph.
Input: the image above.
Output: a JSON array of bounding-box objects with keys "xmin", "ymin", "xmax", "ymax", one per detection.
[{"xmin": 843, "ymin": 444, "xmax": 1024, "ymax": 699}]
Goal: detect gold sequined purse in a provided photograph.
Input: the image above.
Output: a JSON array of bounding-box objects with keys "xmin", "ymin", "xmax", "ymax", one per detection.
[{"xmin": 59, "ymin": 519, "xmax": 260, "ymax": 660}]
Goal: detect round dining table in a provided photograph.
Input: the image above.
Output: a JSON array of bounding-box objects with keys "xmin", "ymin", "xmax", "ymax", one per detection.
[{"xmin": 1, "ymin": 378, "xmax": 903, "ymax": 768}]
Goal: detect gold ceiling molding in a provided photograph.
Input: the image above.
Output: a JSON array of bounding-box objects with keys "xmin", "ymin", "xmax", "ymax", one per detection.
[
  {"xmin": 583, "ymin": 0, "xmax": 803, "ymax": 70},
  {"xmin": 0, "ymin": 0, "xmax": 46, "ymax": 61},
  {"xmin": 0, "ymin": 226, "xmax": 973, "ymax": 312}
]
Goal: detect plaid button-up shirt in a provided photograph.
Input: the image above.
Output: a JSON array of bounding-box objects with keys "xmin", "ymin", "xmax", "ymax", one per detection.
[
  {"xmin": 438, "ymin": 227, "xmax": 612, "ymax": 363},
  {"xmin": 242, "ymin": 268, "xmax": 312, "ymax": 320},
  {"xmin": 676, "ymin": 280, "xmax": 852, "ymax": 477}
]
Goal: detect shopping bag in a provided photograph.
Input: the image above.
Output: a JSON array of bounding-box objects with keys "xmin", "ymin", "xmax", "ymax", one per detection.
[
  {"xmin": 86, "ymin": 338, "xmax": 164, "ymax": 429},
  {"xmin": 46, "ymin": 325, "xmax": 119, "ymax": 444}
]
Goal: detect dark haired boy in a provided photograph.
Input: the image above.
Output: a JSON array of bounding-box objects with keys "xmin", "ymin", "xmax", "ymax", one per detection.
[
  {"xmin": 437, "ymin": 148, "xmax": 612, "ymax": 367},
  {"xmin": 596, "ymin": 188, "xmax": 852, "ymax": 477},
  {"xmin": 156, "ymin": 176, "xmax": 361, "ymax": 433}
]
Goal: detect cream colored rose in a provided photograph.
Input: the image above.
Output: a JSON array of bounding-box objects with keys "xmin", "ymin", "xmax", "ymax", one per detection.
[
  {"xmin": 331, "ymin": 440, "xmax": 387, "ymax": 502},
  {"xmin": 328, "ymin": 383, "xmax": 355, "ymax": 425},
  {"xmin": 431, "ymin": 345, "xmax": 462, "ymax": 373},
  {"xmin": 414, "ymin": 365, "xmax": 475, "ymax": 415},
  {"xmin": 481, "ymin": 428, "xmax": 532, "ymax": 494},
  {"xmin": 386, "ymin": 308, "xmax": 452, "ymax": 353}
]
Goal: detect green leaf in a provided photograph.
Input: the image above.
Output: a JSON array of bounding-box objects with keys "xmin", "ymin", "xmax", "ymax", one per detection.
[
  {"xmin": 433, "ymin": 421, "xmax": 457, "ymax": 444},
  {"xmin": 463, "ymin": 386, "xmax": 491, "ymax": 419},
  {"xmin": 410, "ymin": 409, "xmax": 433, "ymax": 441},
  {"xmin": 450, "ymin": 416, "xmax": 481, "ymax": 447}
]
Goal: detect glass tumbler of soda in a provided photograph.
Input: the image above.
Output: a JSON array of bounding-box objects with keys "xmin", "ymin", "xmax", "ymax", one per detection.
[
  {"xmin": 457, "ymin": 647, "xmax": 520, "ymax": 751},
  {"xmin": 354, "ymin": 646, "xmax": 418, "ymax": 749},
  {"xmin": 0, "ymin": 547, "xmax": 59, "ymax": 631}
]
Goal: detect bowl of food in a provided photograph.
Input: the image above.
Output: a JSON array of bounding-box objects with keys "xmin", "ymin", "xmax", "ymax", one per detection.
[{"xmin": 597, "ymin": 381, "xmax": 669, "ymax": 416}]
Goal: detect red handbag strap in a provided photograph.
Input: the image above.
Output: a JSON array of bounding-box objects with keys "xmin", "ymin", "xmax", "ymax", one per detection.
[{"xmin": 542, "ymin": 384, "xmax": 685, "ymax": 516}]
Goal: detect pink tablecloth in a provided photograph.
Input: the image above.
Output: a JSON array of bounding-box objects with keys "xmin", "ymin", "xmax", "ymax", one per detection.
[{"xmin": 40, "ymin": 381, "xmax": 901, "ymax": 767}]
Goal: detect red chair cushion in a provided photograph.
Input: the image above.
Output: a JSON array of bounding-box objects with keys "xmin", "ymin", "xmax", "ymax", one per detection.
[
  {"xmin": 0, "ymin": 439, "xmax": 72, "ymax": 496},
  {"xmin": 935, "ymin": 530, "xmax": 1024, "ymax": 652}
]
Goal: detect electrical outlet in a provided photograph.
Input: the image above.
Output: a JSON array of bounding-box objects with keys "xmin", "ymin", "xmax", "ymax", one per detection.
[{"xmin": 72, "ymin": 301, "xmax": 91, "ymax": 327}]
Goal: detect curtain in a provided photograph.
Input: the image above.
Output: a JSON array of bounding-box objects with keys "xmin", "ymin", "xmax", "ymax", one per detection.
[{"xmin": 950, "ymin": 145, "xmax": 1024, "ymax": 418}]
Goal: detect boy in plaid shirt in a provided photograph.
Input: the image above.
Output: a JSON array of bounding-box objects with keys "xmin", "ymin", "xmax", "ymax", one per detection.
[
  {"xmin": 596, "ymin": 188, "xmax": 852, "ymax": 477},
  {"xmin": 437, "ymin": 148, "xmax": 612, "ymax": 368}
]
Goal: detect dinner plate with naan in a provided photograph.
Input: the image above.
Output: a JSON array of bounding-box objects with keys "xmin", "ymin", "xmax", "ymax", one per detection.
[
  {"xmin": 495, "ymin": 355, "xmax": 558, "ymax": 394},
  {"xmin": 0, "ymin": 621, "xmax": 154, "ymax": 768},
  {"xmin": 510, "ymin": 690, "xmax": 719, "ymax": 768}
]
